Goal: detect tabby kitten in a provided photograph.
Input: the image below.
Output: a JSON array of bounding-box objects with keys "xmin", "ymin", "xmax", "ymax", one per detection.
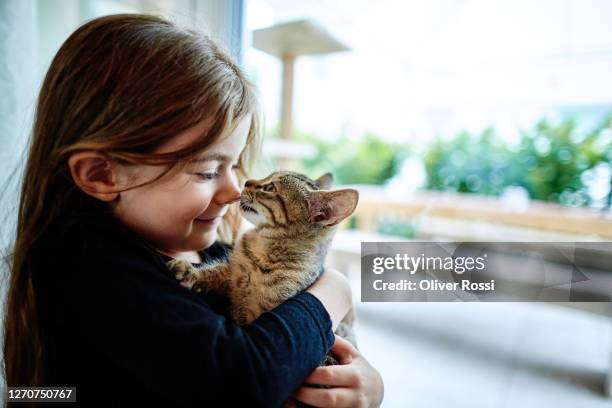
[{"xmin": 166, "ymin": 170, "xmax": 358, "ymax": 345}]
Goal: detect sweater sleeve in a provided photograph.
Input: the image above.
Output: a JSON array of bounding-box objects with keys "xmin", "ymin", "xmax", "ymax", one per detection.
[{"xmin": 36, "ymin": 222, "xmax": 335, "ymax": 408}]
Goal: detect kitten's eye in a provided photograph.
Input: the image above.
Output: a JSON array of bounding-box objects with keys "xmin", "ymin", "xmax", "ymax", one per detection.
[{"xmin": 263, "ymin": 183, "xmax": 276, "ymax": 192}]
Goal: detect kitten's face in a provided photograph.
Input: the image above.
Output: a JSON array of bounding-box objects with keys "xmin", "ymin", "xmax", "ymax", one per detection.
[{"xmin": 239, "ymin": 171, "xmax": 358, "ymax": 228}]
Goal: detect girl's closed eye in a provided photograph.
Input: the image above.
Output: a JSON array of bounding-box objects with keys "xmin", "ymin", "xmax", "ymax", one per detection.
[
  {"xmin": 195, "ymin": 170, "xmax": 219, "ymax": 180},
  {"xmin": 194, "ymin": 164, "xmax": 241, "ymax": 181}
]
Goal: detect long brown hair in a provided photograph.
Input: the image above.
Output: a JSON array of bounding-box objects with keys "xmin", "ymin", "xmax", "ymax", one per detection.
[{"xmin": 3, "ymin": 13, "xmax": 261, "ymax": 386}]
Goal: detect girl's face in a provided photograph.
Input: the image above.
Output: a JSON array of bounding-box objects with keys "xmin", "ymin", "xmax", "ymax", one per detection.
[{"xmin": 112, "ymin": 116, "xmax": 250, "ymax": 258}]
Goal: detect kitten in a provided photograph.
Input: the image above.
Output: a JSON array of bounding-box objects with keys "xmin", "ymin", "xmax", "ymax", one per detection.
[{"xmin": 166, "ymin": 170, "xmax": 358, "ymax": 353}]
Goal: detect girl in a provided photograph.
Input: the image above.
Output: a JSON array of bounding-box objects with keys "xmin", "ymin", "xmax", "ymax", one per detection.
[{"xmin": 3, "ymin": 14, "xmax": 383, "ymax": 407}]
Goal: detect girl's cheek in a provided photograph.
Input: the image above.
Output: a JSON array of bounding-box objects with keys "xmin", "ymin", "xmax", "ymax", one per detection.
[{"xmin": 189, "ymin": 181, "xmax": 216, "ymax": 203}]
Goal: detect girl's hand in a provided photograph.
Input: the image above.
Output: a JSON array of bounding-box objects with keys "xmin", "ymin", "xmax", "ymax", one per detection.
[{"xmin": 294, "ymin": 336, "xmax": 384, "ymax": 408}]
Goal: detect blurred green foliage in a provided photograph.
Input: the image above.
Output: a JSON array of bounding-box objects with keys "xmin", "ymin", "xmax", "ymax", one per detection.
[
  {"xmin": 296, "ymin": 133, "xmax": 408, "ymax": 185},
  {"xmin": 424, "ymin": 117, "xmax": 611, "ymax": 206},
  {"xmin": 377, "ymin": 217, "xmax": 417, "ymax": 238},
  {"xmin": 294, "ymin": 116, "xmax": 611, "ymax": 207},
  {"xmin": 424, "ymin": 127, "xmax": 511, "ymax": 196}
]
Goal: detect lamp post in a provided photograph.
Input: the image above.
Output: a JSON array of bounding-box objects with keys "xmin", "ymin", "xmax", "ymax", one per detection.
[{"xmin": 253, "ymin": 19, "xmax": 350, "ymax": 167}]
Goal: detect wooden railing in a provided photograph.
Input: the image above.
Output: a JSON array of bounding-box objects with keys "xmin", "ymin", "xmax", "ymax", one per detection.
[{"xmin": 343, "ymin": 186, "xmax": 612, "ymax": 240}]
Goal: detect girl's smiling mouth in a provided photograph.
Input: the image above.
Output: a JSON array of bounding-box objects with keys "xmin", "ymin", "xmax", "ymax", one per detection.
[
  {"xmin": 195, "ymin": 217, "xmax": 222, "ymax": 226},
  {"xmin": 195, "ymin": 211, "xmax": 226, "ymax": 224}
]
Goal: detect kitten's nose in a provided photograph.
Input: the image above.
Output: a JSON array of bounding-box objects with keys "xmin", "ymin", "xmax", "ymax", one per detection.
[{"xmin": 244, "ymin": 179, "xmax": 255, "ymax": 188}]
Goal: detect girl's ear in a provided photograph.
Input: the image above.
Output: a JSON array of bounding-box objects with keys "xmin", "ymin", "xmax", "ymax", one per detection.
[
  {"xmin": 307, "ymin": 189, "xmax": 359, "ymax": 227},
  {"xmin": 68, "ymin": 152, "xmax": 121, "ymax": 202},
  {"xmin": 314, "ymin": 172, "xmax": 334, "ymax": 190}
]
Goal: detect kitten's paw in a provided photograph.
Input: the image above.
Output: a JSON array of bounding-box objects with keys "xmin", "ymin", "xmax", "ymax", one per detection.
[
  {"xmin": 323, "ymin": 352, "xmax": 339, "ymax": 366},
  {"xmin": 166, "ymin": 259, "xmax": 200, "ymax": 291}
]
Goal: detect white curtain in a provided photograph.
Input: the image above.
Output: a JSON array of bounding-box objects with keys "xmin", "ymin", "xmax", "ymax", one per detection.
[{"xmin": 0, "ymin": 0, "xmax": 38, "ymax": 251}]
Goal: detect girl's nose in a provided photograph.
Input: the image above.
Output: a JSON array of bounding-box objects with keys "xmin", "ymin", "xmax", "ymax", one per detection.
[
  {"xmin": 214, "ymin": 172, "xmax": 242, "ymax": 205},
  {"xmin": 228, "ymin": 192, "xmax": 241, "ymax": 204},
  {"xmin": 219, "ymin": 184, "xmax": 241, "ymax": 205}
]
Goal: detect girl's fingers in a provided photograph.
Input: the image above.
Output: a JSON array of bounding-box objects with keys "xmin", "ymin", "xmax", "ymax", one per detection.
[
  {"xmin": 303, "ymin": 364, "xmax": 362, "ymax": 387},
  {"xmin": 293, "ymin": 336, "xmax": 365, "ymax": 406},
  {"xmin": 329, "ymin": 335, "xmax": 358, "ymax": 364},
  {"xmin": 293, "ymin": 385, "xmax": 357, "ymax": 407}
]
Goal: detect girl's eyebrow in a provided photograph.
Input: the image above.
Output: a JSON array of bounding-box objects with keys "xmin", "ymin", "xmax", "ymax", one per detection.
[{"xmin": 192, "ymin": 153, "xmax": 231, "ymax": 163}]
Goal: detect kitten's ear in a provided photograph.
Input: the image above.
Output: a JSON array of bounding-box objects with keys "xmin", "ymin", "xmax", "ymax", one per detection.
[
  {"xmin": 314, "ymin": 172, "xmax": 334, "ymax": 190},
  {"xmin": 308, "ymin": 189, "xmax": 359, "ymax": 227}
]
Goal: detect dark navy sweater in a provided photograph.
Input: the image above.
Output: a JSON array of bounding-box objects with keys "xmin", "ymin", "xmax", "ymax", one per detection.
[{"xmin": 31, "ymin": 206, "xmax": 334, "ymax": 407}]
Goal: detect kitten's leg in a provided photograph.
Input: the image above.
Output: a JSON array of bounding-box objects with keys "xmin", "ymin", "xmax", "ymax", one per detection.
[
  {"xmin": 335, "ymin": 309, "xmax": 357, "ymax": 348},
  {"xmin": 166, "ymin": 259, "xmax": 231, "ymax": 294},
  {"xmin": 323, "ymin": 308, "xmax": 358, "ymax": 366}
]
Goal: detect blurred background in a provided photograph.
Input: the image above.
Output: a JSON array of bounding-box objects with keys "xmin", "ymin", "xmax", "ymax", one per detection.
[{"xmin": 1, "ymin": 0, "xmax": 611, "ymax": 407}]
